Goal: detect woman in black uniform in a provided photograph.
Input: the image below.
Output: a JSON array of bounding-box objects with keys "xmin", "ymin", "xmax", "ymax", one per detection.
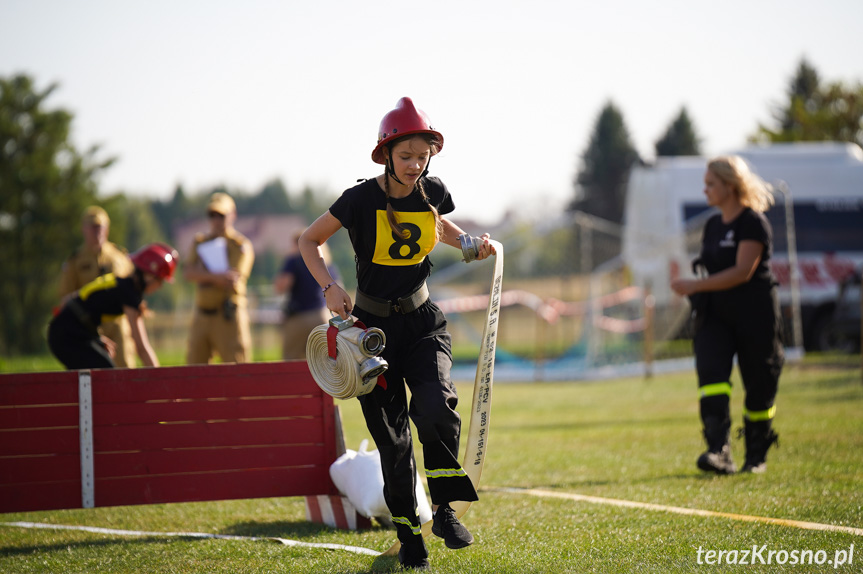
[
  {"xmin": 49, "ymin": 242, "xmax": 178, "ymax": 369},
  {"xmin": 671, "ymin": 156, "xmax": 783, "ymax": 475},
  {"xmin": 299, "ymin": 97, "xmax": 495, "ymax": 569}
]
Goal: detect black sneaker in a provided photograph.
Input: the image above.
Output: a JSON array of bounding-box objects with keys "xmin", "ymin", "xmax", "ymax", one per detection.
[
  {"xmin": 431, "ymin": 503, "xmax": 474, "ymax": 549},
  {"xmin": 398, "ymin": 537, "xmax": 429, "ymax": 570},
  {"xmin": 696, "ymin": 444, "xmax": 737, "ymax": 475}
]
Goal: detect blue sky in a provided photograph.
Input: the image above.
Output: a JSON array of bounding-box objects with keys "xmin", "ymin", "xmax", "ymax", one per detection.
[{"xmin": 2, "ymin": 0, "xmax": 862, "ymax": 224}]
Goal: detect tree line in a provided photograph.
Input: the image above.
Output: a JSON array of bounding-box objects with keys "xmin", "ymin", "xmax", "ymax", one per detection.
[
  {"xmin": 0, "ymin": 75, "xmax": 343, "ymax": 354},
  {"xmin": 567, "ymin": 58, "xmax": 863, "ymax": 270},
  {"xmin": 1, "ymin": 58, "xmax": 861, "ymax": 355}
]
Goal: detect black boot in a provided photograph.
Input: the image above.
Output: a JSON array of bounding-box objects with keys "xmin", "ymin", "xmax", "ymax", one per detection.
[
  {"xmin": 740, "ymin": 419, "xmax": 779, "ymax": 474},
  {"xmin": 394, "ymin": 518, "xmax": 429, "ymax": 570},
  {"xmin": 697, "ymin": 415, "xmax": 737, "ymax": 474},
  {"xmin": 397, "ymin": 537, "xmax": 429, "ymax": 570}
]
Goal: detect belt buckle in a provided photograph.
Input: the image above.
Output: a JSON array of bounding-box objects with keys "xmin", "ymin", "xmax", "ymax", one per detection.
[{"xmin": 392, "ymin": 303, "xmax": 401, "ymax": 314}]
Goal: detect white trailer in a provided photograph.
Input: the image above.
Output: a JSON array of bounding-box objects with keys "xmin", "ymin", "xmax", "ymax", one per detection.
[{"xmin": 622, "ymin": 142, "xmax": 863, "ymax": 350}]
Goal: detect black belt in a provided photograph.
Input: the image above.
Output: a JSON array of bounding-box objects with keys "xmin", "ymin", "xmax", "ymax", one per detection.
[
  {"xmin": 199, "ymin": 299, "xmax": 238, "ymax": 320},
  {"xmin": 355, "ymin": 283, "xmax": 429, "ymax": 317}
]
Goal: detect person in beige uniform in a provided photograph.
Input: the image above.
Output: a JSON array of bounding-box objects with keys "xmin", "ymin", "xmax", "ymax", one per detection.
[
  {"xmin": 184, "ymin": 192, "xmax": 254, "ymax": 364},
  {"xmin": 59, "ymin": 206, "xmax": 138, "ymax": 367}
]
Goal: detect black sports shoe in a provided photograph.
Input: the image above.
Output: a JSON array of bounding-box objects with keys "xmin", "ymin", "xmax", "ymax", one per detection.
[
  {"xmin": 431, "ymin": 503, "xmax": 474, "ymax": 549},
  {"xmin": 398, "ymin": 537, "xmax": 429, "ymax": 570},
  {"xmin": 696, "ymin": 444, "xmax": 738, "ymax": 475}
]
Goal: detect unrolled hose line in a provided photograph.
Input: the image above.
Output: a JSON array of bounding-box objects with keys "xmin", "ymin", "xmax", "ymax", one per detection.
[{"xmin": 382, "ymin": 239, "xmax": 503, "ymax": 556}]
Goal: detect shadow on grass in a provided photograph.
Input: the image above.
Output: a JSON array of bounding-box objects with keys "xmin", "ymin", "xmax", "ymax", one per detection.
[
  {"xmin": 369, "ymin": 554, "xmax": 402, "ymax": 573},
  {"xmin": 0, "ymin": 535, "xmax": 180, "ymax": 559},
  {"xmin": 222, "ymin": 518, "xmax": 345, "ymax": 538},
  {"xmin": 0, "ymin": 524, "xmax": 403, "ymax": 574},
  {"xmin": 223, "ymin": 520, "xmax": 402, "ymax": 573}
]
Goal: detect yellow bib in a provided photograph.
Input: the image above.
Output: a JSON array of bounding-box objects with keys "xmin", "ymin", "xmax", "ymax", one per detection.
[
  {"xmin": 372, "ymin": 210, "xmax": 437, "ymax": 266},
  {"xmin": 78, "ymin": 273, "xmax": 118, "ymax": 301}
]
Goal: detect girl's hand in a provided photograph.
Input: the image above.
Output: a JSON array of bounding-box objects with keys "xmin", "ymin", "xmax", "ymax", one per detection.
[
  {"xmin": 475, "ymin": 233, "xmax": 497, "ymax": 261},
  {"xmin": 325, "ymin": 284, "xmax": 353, "ymax": 320},
  {"xmin": 100, "ymin": 335, "xmax": 117, "ymax": 359}
]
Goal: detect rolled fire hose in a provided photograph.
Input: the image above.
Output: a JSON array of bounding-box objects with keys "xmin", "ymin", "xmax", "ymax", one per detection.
[
  {"xmin": 383, "ymin": 237, "xmax": 503, "ymax": 556},
  {"xmin": 306, "ymin": 318, "xmax": 388, "ymax": 400}
]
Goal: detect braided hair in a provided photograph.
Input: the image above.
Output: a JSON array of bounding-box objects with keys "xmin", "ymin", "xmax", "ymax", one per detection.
[{"xmin": 382, "ymin": 133, "xmax": 443, "ymax": 242}]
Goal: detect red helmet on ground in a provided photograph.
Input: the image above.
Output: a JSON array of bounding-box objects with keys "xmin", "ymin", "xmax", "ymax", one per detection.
[
  {"xmin": 371, "ymin": 97, "xmax": 444, "ymax": 165},
  {"xmin": 131, "ymin": 242, "xmax": 179, "ymax": 282}
]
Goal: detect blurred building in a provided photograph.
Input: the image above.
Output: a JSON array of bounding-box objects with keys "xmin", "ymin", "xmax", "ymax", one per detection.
[{"xmin": 173, "ymin": 214, "xmax": 307, "ymax": 262}]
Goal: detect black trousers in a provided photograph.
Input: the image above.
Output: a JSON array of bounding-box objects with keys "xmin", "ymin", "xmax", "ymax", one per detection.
[
  {"xmin": 694, "ymin": 287, "xmax": 784, "ymax": 422},
  {"xmin": 48, "ymin": 313, "xmax": 115, "ymax": 370},
  {"xmin": 355, "ymin": 300, "xmax": 478, "ymax": 543}
]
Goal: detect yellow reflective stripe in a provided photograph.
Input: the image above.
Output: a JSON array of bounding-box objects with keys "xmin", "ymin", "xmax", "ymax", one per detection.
[
  {"xmin": 425, "ymin": 468, "xmax": 467, "ymax": 479},
  {"xmin": 700, "ymin": 382, "xmax": 732, "ymax": 398},
  {"xmin": 391, "ymin": 516, "xmax": 422, "ymax": 536},
  {"xmin": 78, "ymin": 273, "xmax": 117, "ymax": 301},
  {"xmin": 744, "ymin": 406, "xmax": 776, "ymax": 421}
]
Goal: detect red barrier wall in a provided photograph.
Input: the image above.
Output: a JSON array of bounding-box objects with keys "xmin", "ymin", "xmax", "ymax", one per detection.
[{"xmin": 0, "ymin": 361, "xmax": 338, "ymax": 513}]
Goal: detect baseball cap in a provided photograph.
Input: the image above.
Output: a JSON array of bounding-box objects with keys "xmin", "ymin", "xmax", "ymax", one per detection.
[{"xmin": 207, "ymin": 192, "xmax": 236, "ymax": 215}]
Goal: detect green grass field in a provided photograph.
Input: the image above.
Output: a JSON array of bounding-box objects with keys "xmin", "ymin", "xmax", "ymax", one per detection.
[{"xmin": 1, "ymin": 359, "xmax": 861, "ymax": 573}]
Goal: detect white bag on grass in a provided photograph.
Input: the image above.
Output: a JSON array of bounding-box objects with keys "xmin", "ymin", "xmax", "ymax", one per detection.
[{"xmin": 329, "ymin": 439, "xmax": 432, "ymax": 526}]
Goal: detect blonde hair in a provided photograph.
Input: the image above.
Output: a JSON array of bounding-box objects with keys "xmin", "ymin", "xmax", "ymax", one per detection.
[
  {"xmin": 382, "ymin": 134, "xmax": 443, "ymax": 242},
  {"xmin": 707, "ymin": 155, "xmax": 775, "ymax": 213}
]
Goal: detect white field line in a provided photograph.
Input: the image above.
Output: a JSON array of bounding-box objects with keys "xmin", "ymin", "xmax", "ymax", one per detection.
[
  {"xmin": 0, "ymin": 521, "xmax": 381, "ymax": 556},
  {"xmin": 486, "ymin": 487, "xmax": 863, "ymax": 537},
  {"xmin": 5, "ymin": 484, "xmax": 860, "ymax": 558}
]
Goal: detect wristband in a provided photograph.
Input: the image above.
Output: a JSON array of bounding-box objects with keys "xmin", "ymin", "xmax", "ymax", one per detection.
[{"xmin": 322, "ymin": 281, "xmax": 337, "ymax": 294}]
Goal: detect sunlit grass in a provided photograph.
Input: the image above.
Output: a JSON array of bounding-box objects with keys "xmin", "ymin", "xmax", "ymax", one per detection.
[{"xmin": 1, "ymin": 359, "xmax": 861, "ymax": 572}]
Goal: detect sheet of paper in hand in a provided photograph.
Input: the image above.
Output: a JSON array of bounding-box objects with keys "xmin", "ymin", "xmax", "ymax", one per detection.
[{"xmin": 197, "ymin": 237, "xmax": 229, "ymax": 272}]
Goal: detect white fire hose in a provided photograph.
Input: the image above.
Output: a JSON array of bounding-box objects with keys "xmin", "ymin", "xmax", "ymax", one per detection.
[
  {"xmin": 306, "ymin": 317, "xmax": 389, "ymax": 400},
  {"xmin": 305, "ymin": 236, "xmax": 503, "ymax": 555}
]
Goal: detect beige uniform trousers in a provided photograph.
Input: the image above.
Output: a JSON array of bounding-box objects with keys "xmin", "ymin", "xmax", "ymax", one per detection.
[
  {"xmin": 186, "ymin": 305, "xmax": 252, "ymax": 364},
  {"xmin": 282, "ymin": 308, "xmax": 330, "ymax": 360}
]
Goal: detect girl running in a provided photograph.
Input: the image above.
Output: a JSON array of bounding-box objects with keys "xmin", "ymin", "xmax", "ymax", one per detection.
[{"xmin": 300, "ymin": 97, "xmax": 495, "ymax": 569}]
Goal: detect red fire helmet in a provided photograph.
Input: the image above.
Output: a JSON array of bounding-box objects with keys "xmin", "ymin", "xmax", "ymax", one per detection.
[
  {"xmin": 131, "ymin": 242, "xmax": 179, "ymax": 282},
  {"xmin": 371, "ymin": 97, "xmax": 444, "ymax": 165}
]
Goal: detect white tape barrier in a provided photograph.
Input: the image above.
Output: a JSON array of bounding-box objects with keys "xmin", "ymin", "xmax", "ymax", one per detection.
[
  {"xmin": 436, "ymin": 289, "xmax": 558, "ymax": 323},
  {"xmin": 436, "ymin": 285, "xmax": 646, "ymax": 333},
  {"xmin": 383, "ymin": 240, "xmax": 504, "ymax": 556},
  {"xmin": 0, "ymin": 521, "xmax": 381, "ymax": 556}
]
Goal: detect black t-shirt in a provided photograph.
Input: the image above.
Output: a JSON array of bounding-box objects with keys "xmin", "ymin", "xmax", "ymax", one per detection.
[
  {"xmin": 329, "ymin": 176, "xmax": 455, "ymax": 300},
  {"xmin": 75, "ymin": 273, "xmax": 144, "ymax": 326},
  {"xmin": 699, "ymin": 207, "xmax": 775, "ymax": 292}
]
